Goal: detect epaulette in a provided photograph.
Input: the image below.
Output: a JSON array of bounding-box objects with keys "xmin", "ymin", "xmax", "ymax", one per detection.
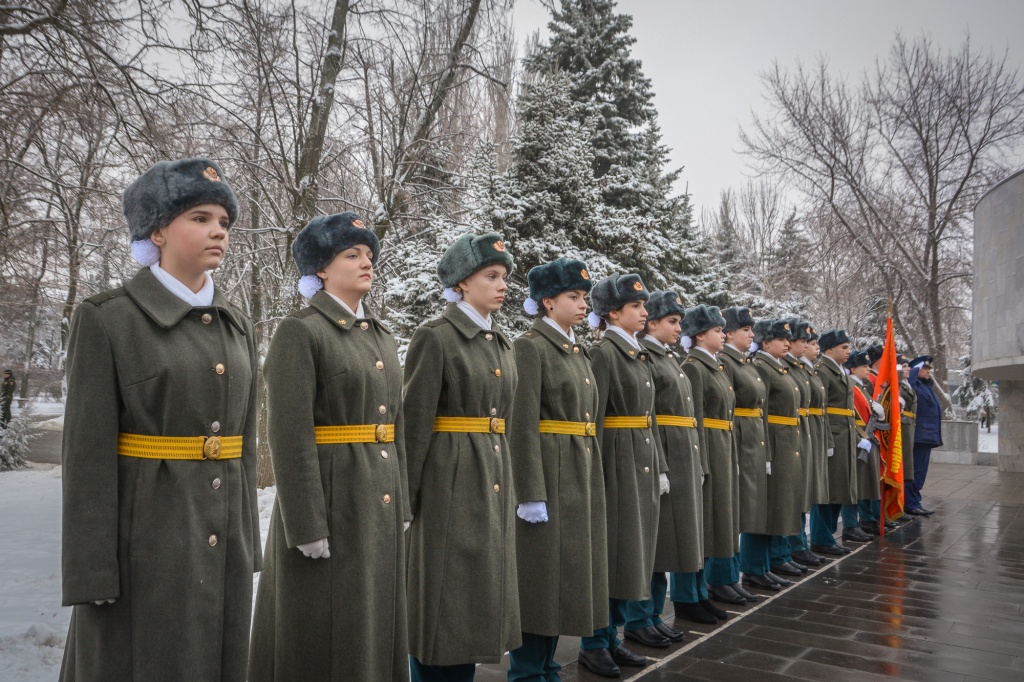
[
  {"xmin": 424, "ymin": 318, "xmax": 447, "ymax": 329},
  {"xmin": 83, "ymin": 287, "xmax": 126, "ymax": 306},
  {"xmin": 291, "ymin": 307, "xmax": 319, "ymax": 319}
]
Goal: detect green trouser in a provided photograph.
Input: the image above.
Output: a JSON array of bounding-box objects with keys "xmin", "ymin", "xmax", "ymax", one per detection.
[{"xmin": 508, "ymin": 632, "xmax": 560, "ymax": 682}]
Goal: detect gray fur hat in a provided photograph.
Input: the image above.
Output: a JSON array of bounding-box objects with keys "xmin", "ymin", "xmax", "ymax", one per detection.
[
  {"xmin": 645, "ymin": 290, "xmax": 687, "ymax": 321},
  {"xmin": 437, "ymin": 232, "xmax": 514, "ymax": 288},
  {"xmin": 819, "ymin": 328, "xmax": 852, "ymax": 351},
  {"xmin": 590, "ymin": 273, "xmax": 649, "ymax": 319},
  {"xmin": 123, "ymin": 158, "xmax": 239, "ymax": 242},
  {"xmin": 783, "ymin": 317, "xmax": 813, "ymax": 342},
  {"xmin": 722, "ymin": 306, "xmax": 756, "ymax": 333},
  {"xmin": 292, "ymin": 212, "xmax": 380, "ymax": 276},
  {"xmin": 681, "ymin": 304, "xmax": 726, "ymax": 338},
  {"xmin": 527, "ymin": 258, "xmax": 592, "ymax": 300},
  {"xmin": 754, "ymin": 319, "xmax": 793, "ymax": 345}
]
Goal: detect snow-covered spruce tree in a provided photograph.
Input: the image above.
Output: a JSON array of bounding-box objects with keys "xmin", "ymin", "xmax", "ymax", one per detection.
[
  {"xmin": 526, "ymin": 0, "xmax": 715, "ymax": 298},
  {"xmin": 0, "ymin": 407, "xmax": 36, "ymax": 471}
]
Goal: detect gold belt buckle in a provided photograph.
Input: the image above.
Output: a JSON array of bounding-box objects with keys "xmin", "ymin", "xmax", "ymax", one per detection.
[
  {"xmin": 375, "ymin": 424, "xmax": 388, "ymax": 443},
  {"xmin": 489, "ymin": 417, "xmax": 500, "ymax": 433},
  {"xmin": 646, "ymin": 416, "xmax": 653, "ymax": 428},
  {"xmin": 585, "ymin": 422, "xmax": 596, "ymax": 437},
  {"xmin": 203, "ymin": 436, "xmax": 222, "ymax": 460}
]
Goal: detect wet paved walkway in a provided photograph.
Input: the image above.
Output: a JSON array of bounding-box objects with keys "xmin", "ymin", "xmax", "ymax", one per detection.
[{"xmin": 478, "ymin": 463, "xmax": 1024, "ymax": 681}]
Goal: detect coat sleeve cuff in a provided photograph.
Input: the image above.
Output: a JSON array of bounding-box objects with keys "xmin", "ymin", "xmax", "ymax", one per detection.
[{"xmin": 62, "ymin": 567, "xmax": 120, "ymax": 606}]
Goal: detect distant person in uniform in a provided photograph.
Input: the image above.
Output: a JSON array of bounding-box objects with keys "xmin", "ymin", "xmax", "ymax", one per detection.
[
  {"xmin": 906, "ymin": 355, "xmax": 941, "ymax": 516},
  {"xmin": 1, "ymin": 369, "xmax": 15, "ymax": 428}
]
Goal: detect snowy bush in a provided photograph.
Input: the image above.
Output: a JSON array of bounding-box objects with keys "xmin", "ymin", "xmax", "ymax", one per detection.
[{"xmin": 0, "ymin": 407, "xmax": 37, "ymax": 470}]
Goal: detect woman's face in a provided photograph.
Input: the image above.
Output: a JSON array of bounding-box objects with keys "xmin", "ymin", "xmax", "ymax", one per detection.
[
  {"xmin": 152, "ymin": 204, "xmax": 230, "ymax": 274},
  {"xmin": 544, "ymin": 289, "xmax": 588, "ymax": 329},
  {"xmin": 318, "ymin": 244, "xmax": 374, "ymax": 299},
  {"xmin": 805, "ymin": 340, "xmax": 820, "ymax": 362},
  {"xmin": 762, "ymin": 337, "xmax": 790, "ymax": 358},
  {"xmin": 851, "ymin": 364, "xmax": 870, "ymax": 380},
  {"xmin": 696, "ymin": 326, "xmax": 726, "ymax": 353},
  {"xmin": 789, "ymin": 338, "xmax": 807, "ymax": 358},
  {"xmin": 726, "ymin": 325, "xmax": 754, "ymax": 352},
  {"xmin": 609, "ymin": 300, "xmax": 648, "ymax": 334},
  {"xmin": 648, "ymin": 314, "xmax": 682, "ymax": 346},
  {"xmin": 460, "ymin": 265, "xmax": 508, "ymax": 314}
]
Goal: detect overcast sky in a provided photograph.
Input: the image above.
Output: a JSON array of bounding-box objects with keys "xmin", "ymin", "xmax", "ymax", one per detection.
[{"xmin": 512, "ymin": 0, "xmax": 1024, "ymax": 219}]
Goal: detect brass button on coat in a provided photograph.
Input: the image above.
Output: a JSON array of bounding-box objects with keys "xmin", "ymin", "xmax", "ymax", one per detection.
[
  {"xmin": 215, "ymin": 363, "xmax": 225, "ymax": 375},
  {"xmin": 643, "ymin": 466, "xmax": 650, "ymax": 473},
  {"xmin": 490, "ymin": 407, "xmax": 497, "ymax": 416},
  {"xmin": 485, "ymin": 333, "xmax": 494, "ymax": 341},
  {"xmin": 493, "ymin": 484, "xmax": 500, "ymax": 493},
  {"xmin": 381, "ymin": 450, "xmax": 389, "ymax": 458},
  {"xmin": 573, "ymin": 347, "xmax": 580, "ymax": 353},
  {"xmin": 360, "ymin": 322, "xmax": 369, "ymax": 330},
  {"xmin": 201, "ymin": 313, "xmax": 212, "ymax": 324},
  {"xmin": 383, "ymin": 494, "xmax": 391, "ymax": 504},
  {"xmin": 493, "ymin": 445, "xmax": 500, "ymax": 453},
  {"xmin": 378, "ymin": 405, "xmax": 386, "ymax": 414},
  {"xmin": 211, "ymin": 478, "xmax": 221, "ymax": 490},
  {"xmin": 211, "ymin": 421, "xmax": 221, "ymax": 433},
  {"xmin": 375, "ymin": 360, "xmax": 384, "ymax": 370},
  {"xmin": 494, "ymin": 368, "xmax": 501, "ymax": 377},
  {"xmin": 585, "ymin": 378, "xmax": 591, "ymax": 384},
  {"xmin": 208, "ymin": 534, "xmax": 218, "ymax": 547}
]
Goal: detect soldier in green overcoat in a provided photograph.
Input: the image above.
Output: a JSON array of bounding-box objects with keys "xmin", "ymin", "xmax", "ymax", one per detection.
[
  {"xmin": 60, "ymin": 159, "xmax": 262, "ymax": 681},
  {"xmin": 777, "ymin": 319, "xmax": 821, "ymax": 570},
  {"xmin": 621, "ymin": 291, "xmax": 703, "ymax": 648},
  {"xmin": 809, "ymin": 329, "xmax": 858, "ymax": 556},
  {"xmin": 898, "ymin": 354, "xmax": 918, "ymax": 509},
  {"xmin": 249, "ymin": 213, "xmax": 410, "ymax": 681},
  {"xmin": 674, "ymin": 304, "xmax": 737, "ymax": 626},
  {"xmin": 1, "ymin": 369, "xmax": 14, "ymax": 428},
  {"xmin": 577, "ymin": 273, "xmax": 661, "ymax": 678},
  {"xmin": 796, "ymin": 328, "xmax": 830, "ymax": 564},
  {"xmin": 840, "ymin": 351, "xmax": 882, "ymax": 541},
  {"xmin": 403, "ymin": 233, "xmax": 520, "ymax": 681},
  {"xmin": 751, "ymin": 320, "xmax": 805, "ymax": 582},
  {"xmin": 716, "ymin": 307, "xmax": 767, "ymax": 602},
  {"xmin": 506, "ymin": 258, "xmax": 607, "ymax": 682}
]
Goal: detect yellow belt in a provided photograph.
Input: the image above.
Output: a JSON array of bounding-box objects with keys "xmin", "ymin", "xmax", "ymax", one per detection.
[
  {"xmin": 117, "ymin": 433, "xmax": 242, "ymax": 461},
  {"xmin": 827, "ymin": 407, "xmax": 855, "ymax": 417},
  {"xmin": 538, "ymin": 420, "xmax": 597, "ymax": 437},
  {"xmin": 734, "ymin": 408, "xmax": 763, "ymax": 418},
  {"xmin": 703, "ymin": 418, "xmax": 733, "ymax": 431},
  {"xmin": 807, "ymin": 407, "xmax": 824, "ymax": 416},
  {"xmin": 656, "ymin": 415, "xmax": 697, "ymax": 428},
  {"xmin": 856, "ymin": 418, "xmax": 867, "ymax": 427},
  {"xmin": 798, "ymin": 408, "xmax": 810, "ymax": 417},
  {"xmin": 767, "ymin": 415, "xmax": 799, "ymax": 427},
  {"xmin": 604, "ymin": 416, "xmax": 653, "ymax": 429},
  {"xmin": 315, "ymin": 424, "xmax": 394, "ymax": 444},
  {"xmin": 903, "ymin": 411, "xmax": 916, "ymax": 419},
  {"xmin": 433, "ymin": 417, "xmax": 505, "ymax": 434}
]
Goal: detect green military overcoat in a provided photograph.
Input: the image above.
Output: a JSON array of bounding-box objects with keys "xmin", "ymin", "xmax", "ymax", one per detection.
[
  {"xmin": 403, "ymin": 304, "xmax": 520, "ymax": 665},
  {"xmin": 782, "ymin": 354, "xmax": 814, "ymax": 512},
  {"xmin": 900, "ymin": 378, "xmax": 917, "ymax": 482},
  {"xmin": 817, "ymin": 356, "xmax": 858, "ymax": 505},
  {"xmin": 853, "ymin": 380, "xmax": 882, "ymax": 502},
  {"xmin": 753, "ymin": 352, "xmax": 803, "ymax": 536},
  {"xmin": 805, "ymin": 360, "xmax": 830, "ymax": 505},
  {"xmin": 591, "ymin": 330, "xmax": 664, "ymax": 599},
  {"xmin": 720, "ymin": 345, "xmax": 768, "ymax": 535},
  {"xmin": 249, "ymin": 292, "xmax": 409, "ymax": 681},
  {"xmin": 642, "ymin": 338, "xmax": 704, "ymax": 573},
  {"xmin": 681, "ymin": 348, "xmax": 739, "ymax": 559},
  {"xmin": 508, "ymin": 320, "xmax": 607, "ymax": 637},
  {"xmin": 60, "ymin": 268, "xmax": 261, "ymax": 682}
]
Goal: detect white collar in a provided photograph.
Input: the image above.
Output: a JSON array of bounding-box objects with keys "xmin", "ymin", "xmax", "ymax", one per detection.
[
  {"xmin": 801, "ymin": 357, "xmax": 815, "ymax": 369},
  {"xmin": 851, "ymin": 374, "xmax": 864, "ymax": 386},
  {"xmin": 456, "ymin": 301, "xmax": 492, "ymax": 330},
  {"xmin": 643, "ymin": 334, "xmax": 667, "ymax": 350},
  {"xmin": 326, "ymin": 291, "xmax": 364, "ymax": 319},
  {"xmin": 150, "ymin": 263, "xmax": 214, "ymax": 307},
  {"xmin": 606, "ymin": 324, "xmax": 642, "ymax": 350},
  {"xmin": 694, "ymin": 346, "xmax": 717, "ymax": 360},
  {"xmin": 542, "ymin": 316, "xmax": 575, "ymax": 343}
]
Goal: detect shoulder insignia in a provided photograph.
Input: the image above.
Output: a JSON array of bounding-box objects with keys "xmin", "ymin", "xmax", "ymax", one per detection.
[
  {"xmin": 291, "ymin": 307, "xmax": 319, "ymax": 319},
  {"xmin": 424, "ymin": 318, "xmax": 447, "ymax": 329},
  {"xmin": 84, "ymin": 287, "xmax": 127, "ymax": 306}
]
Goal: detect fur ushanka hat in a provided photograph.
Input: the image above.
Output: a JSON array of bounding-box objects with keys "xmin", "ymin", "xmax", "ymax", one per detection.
[
  {"xmin": 753, "ymin": 319, "xmax": 793, "ymax": 345},
  {"xmin": 645, "ymin": 290, "xmax": 687, "ymax": 321},
  {"xmin": 845, "ymin": 349, "xmax": 870, "ymax": 370},
  {"xmin": 722, "ymin": 306, "xmax": 756, "ymax": 333},
  {"xmin": 784, "ymin": 317, "xmax": 813, "ymax": 342},
  {"xmin": 437, "ymin": 232, "xmax": 514, "ymax": 299},
  {"xmin": 818, "ymin": 329, "xmax": 852, "ymax": 352},
  {"xmin": 124, "ymin": 158, "xmax": 239, "ymax": 266},
  {"xmin": 866, "ymin": 344, "xmax": 884, "ymax": 365},
  {"xmin": 523, "ymin": 258, "xmax": 592, "ymax": 314},
  {"xmin": 292, "ymin": 212, "xmax": 380, "ymax": 297},
  {"xmin": 681, "ymin": 304, "xmax": 726, "ymax": 340},
  {"xmin": 588, "ymin": 273, "xmax": 650, "ymax": 327}
]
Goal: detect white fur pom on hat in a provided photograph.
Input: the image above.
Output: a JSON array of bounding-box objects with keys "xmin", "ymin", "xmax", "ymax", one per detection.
[
  {"xmin": 442, "ymin": 287, "xmax": 463, "ymax": 302},
  {"xmin": 298, "ymin": 274, "xmax": 324, "ymax": 298},
  {"xmin": 523, "ymin": 297, "xmax": 540, "ymax": 315},
  {"xmin": 587, "ymin": 311, "xmax": 603, "ymax": 329},
  {"xmin": 131, "ymin": 239, "xmax": 160, "ymax": 266}
]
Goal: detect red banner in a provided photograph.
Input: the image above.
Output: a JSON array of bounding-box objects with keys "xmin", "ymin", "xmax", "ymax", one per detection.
[{"xmin": 874, "ymin": 315, "xmax": 904, "ymax": 523}]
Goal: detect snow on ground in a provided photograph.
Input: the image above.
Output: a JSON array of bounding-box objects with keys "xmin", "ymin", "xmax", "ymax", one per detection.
[
  {"xmin": 11, "ymin": 400, "xmax": 65, "ymax": 418},
  {"xmin": 0, "ymin": 466, "xmax": 278, "ymax": 681},
  {"xmin": 978, "ymin": 423, "xmax": 998, "ymax": 453}
]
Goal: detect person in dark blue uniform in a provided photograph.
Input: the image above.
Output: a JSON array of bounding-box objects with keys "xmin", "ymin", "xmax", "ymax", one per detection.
[{"xmin": 906, "ymin": 356, "xmax": 941, "ymax": 516}]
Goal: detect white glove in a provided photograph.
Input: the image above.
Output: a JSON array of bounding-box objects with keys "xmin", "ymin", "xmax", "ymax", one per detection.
[
  {"xmin": 766, "ymin": 461, "xmax": 772, "ymax": 475},
  {"xmin": 899, "ymin": 396, "xmax": 906, "ymax": 408},
  {"xmin": 297, "ymin": 538, "xmax": 331, "ymax": 559},
  {"xmin": 404, "ymin": 520, "xmax": 411, "ymax": 532},
  {"xmin": 659, "ymin": 473, "xmax": 670, "ymax": 495},
  {"xmin": 827, "ymin": 448, "xmax": 834, "ymax": 458},
  {"xmin": 858, "ymin": 438, "xmax": 872, "ymax": 452},
  {"xmin": 93, "ymin": 599, "xmax": 116, "ymax": 605},
  {"xmin": 517, "ymin": 501, "xmax": 549, "ymax": 523},
  {"xmin": 871, "ymin": 401, "xmax": 885, "ymax": 420}
]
